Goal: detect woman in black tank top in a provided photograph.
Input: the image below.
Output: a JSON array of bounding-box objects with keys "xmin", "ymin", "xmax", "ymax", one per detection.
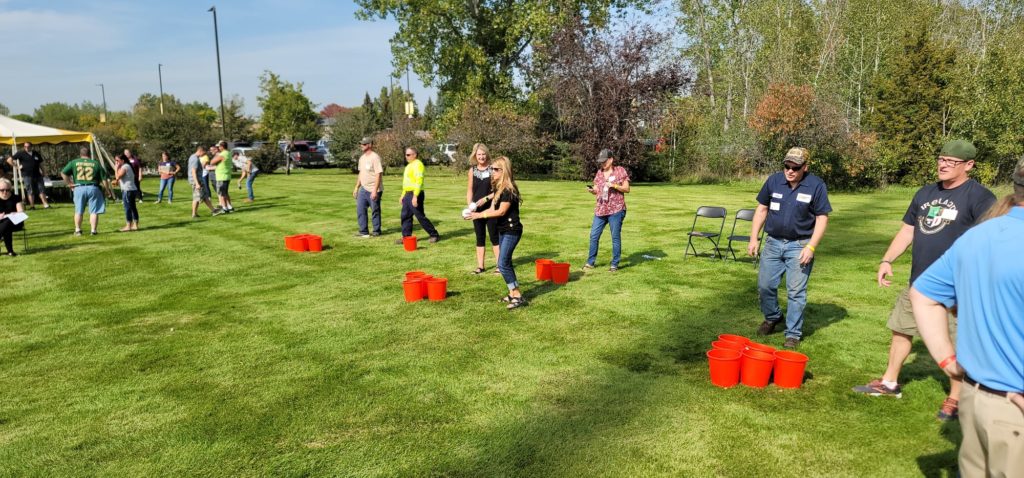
[{"xmin": 465, "ymin": 143, "xmax": 499, "ymax": 274}]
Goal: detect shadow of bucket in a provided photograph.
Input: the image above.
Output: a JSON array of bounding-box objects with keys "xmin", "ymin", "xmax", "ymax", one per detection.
[
  {"xmin": 285, "ymin": 234, "xmax": 308, "ymax": 252},
  {"xmin": 774, "ymin": 350, "xmax": 809, "ymax": 389},
  {"xmin": 550, "ymin": 262, "xmax": 570, "ymax": 284},
  {"xmin": 403, "ymin": 236, "xmax": 417, "ymax": 251},
  {"xmin": 707, "ymin": 349, "xmax": 742, "ymax": 388},
  {"xmin": 746, "ymin": 342, "xmax": 777, "ymax": 355},
  {"xmin": 402, "ymin": 279, "xmax": 424, "ymax": 302},
  {"xmin": 426, "ymin": 278, "xmax": 448, "ymax": 301},
  {"xmin": 718, "ymin": 334, "xmax": 751, "ymax": 347},
  {"xmin": 711, "ymin": 340, "xmax": 746, "ymax": 355},
  {"xmin": 740, "ymin": 349, "xmax": 775, "ymax": 388},
  {"xmin": 536, "ymin": 259, "xmax": 554, "ymax": 281},
  {"xmin": 305, "ymin": 235, "xmax": 323, "ymax": 252}
]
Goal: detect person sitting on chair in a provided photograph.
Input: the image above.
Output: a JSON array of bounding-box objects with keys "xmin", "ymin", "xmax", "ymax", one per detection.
[{"xmin": 0, "ymin": 178, "xmax": 26, "ymax": 256}]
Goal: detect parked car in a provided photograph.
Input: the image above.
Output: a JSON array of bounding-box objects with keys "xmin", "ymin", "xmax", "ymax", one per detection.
[
  {"xmin": 231, "ymin": 147, "xmax": 256, "ymax": 170},
  {"xmin": 277, "ymin": 140, "xmax": 327, "ymax": 168},
  {"xmin": 435, "ymin": 143, "xmax": 458, "ymax": 165},
  {"xmin": 316, "ymin": 138, "xmax": 336, "ymax": 165}
]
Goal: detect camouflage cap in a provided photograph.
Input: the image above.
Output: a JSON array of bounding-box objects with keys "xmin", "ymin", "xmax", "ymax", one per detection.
[{"xmin": 783, "ymin": 147, "xmax": 809, "ymax": 166}]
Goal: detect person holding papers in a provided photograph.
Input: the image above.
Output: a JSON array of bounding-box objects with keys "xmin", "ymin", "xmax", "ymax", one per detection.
[{"xmin": 0, "ymin": 178, "xmax": 26, "ymax": 256}]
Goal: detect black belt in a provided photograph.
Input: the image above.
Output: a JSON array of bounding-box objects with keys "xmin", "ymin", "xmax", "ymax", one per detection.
[{"xmin": 964, "ymin": 375, "xmax": 1021, "ymax": 397}]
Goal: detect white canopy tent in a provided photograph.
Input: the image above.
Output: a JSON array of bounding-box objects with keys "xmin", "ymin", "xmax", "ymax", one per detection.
[{"xmin": 1, "ymin": 114, "xmax": 115, "ymax": 195}]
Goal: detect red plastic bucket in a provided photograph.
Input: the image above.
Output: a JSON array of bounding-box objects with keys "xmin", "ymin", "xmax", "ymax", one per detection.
[
  {"xmin": 773, "ymin": 350, "xmax": 809, "ymax": 389},
  {"xmin": 305, "ymin": 234, "xmax": 323, "ymax": 252},
  {"xmin": 402, "ymin": 279, "xmax": 423, "ymax": 302},
  {"xmin": 405, "ymin": 271, "xmax": 427, "ymax": 281},
  {"xmin": 536, "ymin": 259, "xmax": 554, "ymax": 281},
  {"xmin": 285, "ymin": 234, "xmax": 308, "ymax": 252},
  {"xmin": 707, "ymin": 349, "xmax": 742, "ymax": 388},
  {"xmin": 718, "ymin": 334, "xmax": 751, "ymax": 346},
  {"xmin": 550, "ymin": 262, "xmax": 570, "ymax": 284},
  {"xmin": 740, "ymin": 349, "xmax": 775, "ymax": 388},
  {"xmin": 746, "ymin": 342, "xmax": 777, "ymax": 355},
  {"xmin": 418, "ymin": 275, "xmax": 433, "ymax": 297},
  {"xmin": 711, "ymin": 340, "xmax": 746, "ymax": 355},
  {"xmin": 403, "ymin": 236, "xmax": 417, "ymax": 251},
  {"xmin": 426, "ymin": 278, "xmax": 448, "ymax": 301}
]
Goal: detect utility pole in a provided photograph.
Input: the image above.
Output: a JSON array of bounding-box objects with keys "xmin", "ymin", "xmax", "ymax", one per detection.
[
  {"xmin": 158, "ymin": 63, "xmax": 165, "ymax": 115},
  {"xmin": 208, "ymin": 6, "xmax": 228, "ymax": 139},
  {"xmin": 96, "ymin": 83, "xmax": 107, "ymax": 123}
]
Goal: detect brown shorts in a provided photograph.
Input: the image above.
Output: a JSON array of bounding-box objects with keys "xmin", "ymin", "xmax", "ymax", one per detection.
[{"xmin": 887, "ymin": 287, "xmax": 956, "ymax": 339}]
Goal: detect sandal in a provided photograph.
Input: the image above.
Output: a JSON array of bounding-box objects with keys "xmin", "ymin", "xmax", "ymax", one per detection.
[
  {"xmin": 506, "ymin": 296, "xmax": 527, "ymax": 309},
  {"xmin": 500, "ymin": 294, "xmax": 513, "ymax": 303},
  {"xmin": 472, "ymin": 267, "xmax": 486, "ymax": 275},
  {"xmin": 492, "ymin": 268, "xmax": 502, "ymax": 275}
]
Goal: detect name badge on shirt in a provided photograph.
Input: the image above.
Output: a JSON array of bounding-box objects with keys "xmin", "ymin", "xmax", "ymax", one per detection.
[
  {"xmin": 796, "ymin": 193, "xmax": 812, "ymax": 203},
  {"xmin": 609, "ymin": 176, "xmax": 616, "ymax": 182},
  {"xmin": 770, "ymin": 202, "xmax": 781, "ymax": 211},
  {"xmin": 481, "ymin": 171, "xmax": 489, "ymax": 179},
  {"xmin": 772, "ymin": 192, "xmax": 783, "ymax": 199},
  {"xmin": 940, "ymin": 208, "xmax": 959, "ymax": 221}
]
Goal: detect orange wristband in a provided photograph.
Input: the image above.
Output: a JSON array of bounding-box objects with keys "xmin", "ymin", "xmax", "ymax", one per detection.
[{"xmin": 938, "ymin": 355, "xmax": 957, "ymax": 369}]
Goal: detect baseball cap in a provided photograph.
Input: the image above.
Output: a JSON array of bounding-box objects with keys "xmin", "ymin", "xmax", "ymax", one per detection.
[
  {"xmin": 783, "ymin": 147, "xmax": 809, "ymax": 166},
  {"xmin": 939, "ymin": 140, "xmax": 977, "ymax": 161},
  {"xmin": 359, "ymin": 137, "xmax": 372, "ymax": 145},
  {"xmin": 595, "ymin": 149, "xmax": 613, "ymax": 163}
]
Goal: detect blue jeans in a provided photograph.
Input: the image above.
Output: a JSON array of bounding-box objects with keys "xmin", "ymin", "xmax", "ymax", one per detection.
[
  {"xmin": 757, "ymin": 236, "xmax": 814, "ymax": 339},
  {"xmin": 156, "ymin": 177, "xmax": 175, "ymax": 201},
  {"xmin": 246, "ymin": 171, "xmax": 258, "ymax": 200},
  {"xmin": 498, "ymin": 232, "xmax": 521, "ymax": 291},
  {"xmin": 122, "ymin": 190, "xmax": 140, "ymax": 222},
  {"xmin": 356, "ymin": 187, "xmax": 382, "ymax": 235},
  {"xmin": 587, "ymin": 209, "xmax": 626, "ymax": 267}
]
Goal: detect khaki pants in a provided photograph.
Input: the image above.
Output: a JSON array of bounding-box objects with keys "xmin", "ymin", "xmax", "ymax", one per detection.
[{"xmin": 959, "ymin": 383, "xmax": 1024, "ymax": 477}]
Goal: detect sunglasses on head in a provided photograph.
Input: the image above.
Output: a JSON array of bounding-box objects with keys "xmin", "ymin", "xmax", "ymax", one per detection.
[{"xmin": 783, "ymin": 163, "xmax": 803, "ymax": 171}]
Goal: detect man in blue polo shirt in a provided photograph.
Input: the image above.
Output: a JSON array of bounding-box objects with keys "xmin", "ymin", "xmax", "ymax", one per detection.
[
  {"xmin": 911, "ymin": 157, "xmax": 1024, "ymax": 477},
  {"xmin": 747, "ymin": 147, "xmax": 832, "ymax": 349}
]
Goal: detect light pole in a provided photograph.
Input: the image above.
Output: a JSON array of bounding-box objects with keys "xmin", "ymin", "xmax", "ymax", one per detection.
[
  {"xmin": 158, "ymin": 63, "xmax": 165, "ymax": 115},
  {"xmin": 96, "ymin": 83, "xmax": 107, "ymax": 123},
  {"xmin": 208, "ymin": 6, "xmax": 227, "ymax": 139},
  {"xmin": 404, "ymin": 65, "xmax": 414, "ymax": 119}
]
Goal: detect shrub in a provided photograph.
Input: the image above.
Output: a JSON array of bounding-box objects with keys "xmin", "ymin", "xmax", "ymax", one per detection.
[{"xmin": 249, "ymin": 144, "xmax": 282, "ymax": 174}]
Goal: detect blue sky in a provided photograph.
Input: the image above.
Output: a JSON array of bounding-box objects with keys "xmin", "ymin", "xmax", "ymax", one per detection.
[{"xmin": 0, "ymin": 0, "xmax": 437, "ymax": 116}]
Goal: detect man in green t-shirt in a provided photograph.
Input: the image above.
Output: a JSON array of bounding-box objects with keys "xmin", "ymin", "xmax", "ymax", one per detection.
[
  {"xmin": 210, "ymin": 140, "xmax": 234, "ymax": 212},
  {"xmin": 60, "ymin": 147, "xmax": 111, "ymax": 236}
]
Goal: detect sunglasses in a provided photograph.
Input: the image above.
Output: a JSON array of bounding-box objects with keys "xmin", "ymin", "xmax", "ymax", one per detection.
[
  {"xmin": 492, "ymin": 167, "xmax": 503, "ymax": 172},
  {"xmin": 0, "ymin": 189, "xmax": 11, "ymax": 192},
  {"xmin": 405, "ymin": 153, "xmax": 414, "ymax": 157},
  {"xmin": 783, "ymin": 164, "xmax": 803, "ymax": 171}
]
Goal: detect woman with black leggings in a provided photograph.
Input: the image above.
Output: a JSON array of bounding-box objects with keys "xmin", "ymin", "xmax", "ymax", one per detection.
[
  {"xmin": 465, "ymin": 143, "xmax": 500, "ymax": 274},
  {"xmin": 0, "ymin": 178, "xmax": 25, "ymax": 256}
]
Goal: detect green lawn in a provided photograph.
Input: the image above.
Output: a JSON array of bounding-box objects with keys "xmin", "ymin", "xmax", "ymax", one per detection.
[{"xmin": 3, "ymin": 168, "xmax": 996, "ymax": 477}]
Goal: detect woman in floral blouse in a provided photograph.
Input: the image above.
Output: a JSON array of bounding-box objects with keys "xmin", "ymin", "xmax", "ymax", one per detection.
[{"xmin": 583, "ymin": 149, "xmax": 630, "ymax": 272}]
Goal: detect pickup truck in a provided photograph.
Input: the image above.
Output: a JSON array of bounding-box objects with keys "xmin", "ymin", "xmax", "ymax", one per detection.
[{"xmin": 278, "ymin": 141, "xmax": 328, "ymax": 168}]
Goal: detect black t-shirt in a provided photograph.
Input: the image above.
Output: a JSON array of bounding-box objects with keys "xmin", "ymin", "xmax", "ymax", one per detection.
[
  {"xmin": 903, "ymin": 179, "xmax": 996, "ymax": 283},
  {"xmin": 13, "ymin": 150, "xmax": 43, "ymax": 177},
  {"xmin": 496, "ymin": 189, "xmax": 523, "ymax": 235},
  {"xmin": 1, "ymin": 193, "xmax": 22, "ymax": 214}
]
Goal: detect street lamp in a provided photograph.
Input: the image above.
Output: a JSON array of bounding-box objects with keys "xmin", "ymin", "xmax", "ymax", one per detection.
[
  {"xmin": 208, "ymin": 6, "xmax": 227, "ymax": 139},
  {"xmin": 96, "ymin": 83, "xmax": 107, "ymax": 123},
  {"xmin": 158, "ymin": 63, "xmax": 165, "ymax": 115}
]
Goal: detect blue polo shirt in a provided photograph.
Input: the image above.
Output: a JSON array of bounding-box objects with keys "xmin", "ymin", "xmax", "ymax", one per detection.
[
  {"xmin": 913, "ymin": 206, "xmax": 1024, "ymax": 393},
  {"xmin": 756, "ymin": 172, "xmax": 832, "ymax": 240}
]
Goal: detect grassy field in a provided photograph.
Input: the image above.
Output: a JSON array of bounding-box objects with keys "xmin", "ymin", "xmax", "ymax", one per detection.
[{"xmin": 3, "ymin": 168, "xmax": 995, "ymax": 477}]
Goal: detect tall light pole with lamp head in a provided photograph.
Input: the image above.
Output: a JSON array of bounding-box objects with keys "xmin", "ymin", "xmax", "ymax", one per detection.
[
  {"xmin": 96, "ymin": 83, "xmax": 107, "ymax": 123},
  {"xmin": 208, "ymin": 6, "xmax": 227, "ymax": 139}
]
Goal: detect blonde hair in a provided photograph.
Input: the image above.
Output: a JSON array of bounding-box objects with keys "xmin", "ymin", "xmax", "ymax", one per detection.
[
  {"xmin": 981, "ymin": 185, "xmax": 1024, "ymax": 222},
  {"xmin": 0, "ymin": 178, "xmax": 12, "ymax": 189},
  {"xmin": 468, "ymin": 143, "xmax": 490, "ymax": 166},
  {"xmin": 490, "ymin": 156, "xmax": 521, "ymax": 207}
]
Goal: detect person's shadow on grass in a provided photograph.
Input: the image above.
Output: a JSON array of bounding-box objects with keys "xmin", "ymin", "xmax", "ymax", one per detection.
[{"xmin": 916, "ymin": 418, "xmax": 961, "ymax": 477}]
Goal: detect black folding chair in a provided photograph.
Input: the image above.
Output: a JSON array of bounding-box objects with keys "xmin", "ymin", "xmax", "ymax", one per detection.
[
  {"xmin": 726, "ymin": 208, "xmax": 763, "ymax": 263},
  {"xmin": 685, "ymin": 206, "xmax": 726, "ymax": 259}
]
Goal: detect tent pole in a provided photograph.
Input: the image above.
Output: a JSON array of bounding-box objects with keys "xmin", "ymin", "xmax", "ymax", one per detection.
[{"xmin": 11, "ymin": 136, "xmax": 24, "ymax": 197}]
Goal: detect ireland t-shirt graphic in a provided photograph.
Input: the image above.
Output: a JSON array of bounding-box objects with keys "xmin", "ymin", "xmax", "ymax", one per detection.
[{"xmin": 920, "ymin": 201, "xmax": 958, "ymax": 234}]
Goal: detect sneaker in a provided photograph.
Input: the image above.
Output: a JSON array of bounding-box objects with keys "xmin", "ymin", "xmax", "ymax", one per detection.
[
  {"xmin": 936, "ymin": 397, "xmax": 959, "ymax": 421},
  {"xmin": 582, "ymin": 263, "xmax": 595, "ymax": 271},
  {"xmin": 154, "ymin": 200, "xmax": 161, "ymax": 204},
  {"xmin": 756, "ymin": 320, "xmax": 779, "ymax": 336},
  {"xmin": 90, "ymin": 230, "xmax": 97, "ymax": 236},
  {"xmin": 852, "ymin": 379, "xmax": 903, "ymax": 398},
  {"xmin": 370, "ymin": 232, "xmax": 381, "ymax": 237},
  {"xmin": 73, "ymin": 230, "xmax": 82, "ymax": 237},
  {"xmin": 354, "ymin": 233, "xmax": 370, "ymax": 238},
  {"xmin": 44, "ymin": 205, "xmax": 52, "ymax": 209},
  {"xmin": 783, "ymin": 337, "xmax": 800, "ymax": 349},
  {"xmin": 167, "ymin": 200, "xmax": 172, "ymax": 204},
  {"xmin": 609, "ymin": 265, "xmax": 619, "ymax": 272},
  {"xmin": 212, "ymin": 209, "xmax": 224, "ymax": 216},
  {"xmin": 429, "ymin": 236, "xmax": 440, "ymax": 243}
]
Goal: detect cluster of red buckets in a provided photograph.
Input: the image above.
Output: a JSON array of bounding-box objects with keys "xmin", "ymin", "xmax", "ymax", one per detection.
[
  {"xmin": 706, "ymin": 334, "xmax": 809, "ymax": 389},
  {"xmin": 534, "ymin": 259, "xmax": 570, "ymax": 284},
  {"xmin": 402, "ymin": 271, "xmax": 448, "ymax": 302},
  {"xmin": 284, "ymin": 234, "xmax": 324, "ymax": 252}
]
